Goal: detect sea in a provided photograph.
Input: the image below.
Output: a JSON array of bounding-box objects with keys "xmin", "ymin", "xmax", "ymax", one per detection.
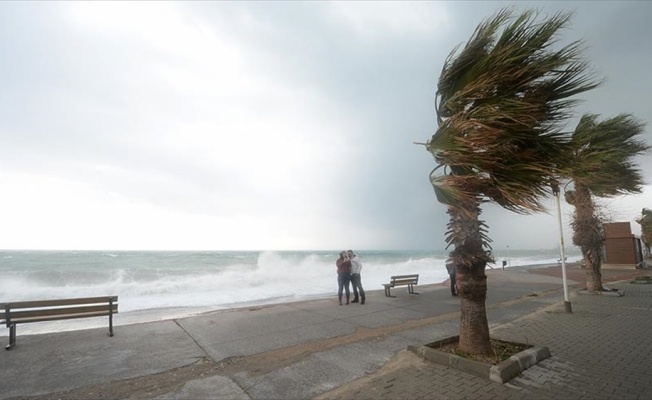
[{"xmin": 0, "ymin": 248, "xmax": 582, "ymax": 336}]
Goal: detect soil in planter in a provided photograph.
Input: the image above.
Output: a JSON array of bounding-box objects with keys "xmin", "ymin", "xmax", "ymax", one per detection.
[{"xmin": 429, "ymin": 339, "xmax": 532, "ymax": 365}]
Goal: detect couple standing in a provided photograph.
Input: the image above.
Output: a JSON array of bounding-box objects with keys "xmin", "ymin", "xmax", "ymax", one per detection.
[{"xmin": 336, "ymin": 250, "xmax": 366, "ymax": 305}]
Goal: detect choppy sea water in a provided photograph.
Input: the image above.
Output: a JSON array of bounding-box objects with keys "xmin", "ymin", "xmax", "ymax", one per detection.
[{"xmin": 0, "ymin": 248, "xmax": 581, "ymax": 335}]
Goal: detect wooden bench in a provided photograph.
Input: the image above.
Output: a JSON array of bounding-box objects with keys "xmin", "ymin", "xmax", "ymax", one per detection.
[
  {"xmin": 382, "ymin": 274, "xmax": 419, "ymax": 297},
  {"xmin": 0, "ymin": 296, "xmax": 118, "ymax": 350}
]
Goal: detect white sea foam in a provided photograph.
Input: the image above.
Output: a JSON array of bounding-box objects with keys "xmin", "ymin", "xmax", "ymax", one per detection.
[{"xmin": 0, "ymin": 249, "xmax": 581, "ymax": 335}]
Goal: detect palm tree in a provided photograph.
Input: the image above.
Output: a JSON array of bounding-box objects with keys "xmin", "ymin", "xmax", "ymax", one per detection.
[
  {"xmin": 425, "ymin": 8, "xmax": 598, "ymax": 355},
  {"xmin": 564, "ymin": 114, "xmax": 648, "ymax": 292},
  {"xmin": 637, "ymin": 208, "xmax": 652, "ymax": 258}
]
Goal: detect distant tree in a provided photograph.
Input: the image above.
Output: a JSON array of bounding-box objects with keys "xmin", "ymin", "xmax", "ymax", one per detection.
[
  {"xmin": 425, "ymin": 8, "xmax": 598, "ymax": 355},
  {"xmin": 637, "ymin": 208, "xmax": 652, "ymax": 257},
  {"xmin": 564, "ymin": 114, "xmax": 649, "ymax": 291}
]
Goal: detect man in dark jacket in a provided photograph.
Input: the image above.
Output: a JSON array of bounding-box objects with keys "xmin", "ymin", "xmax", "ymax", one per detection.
[
  {"xmin": 348, "ymin": 250, "xmax": 366, "ymax": 305},
  {"xmin": 445, "ymin": 258, "xmax": 457, "ymax": 297}
]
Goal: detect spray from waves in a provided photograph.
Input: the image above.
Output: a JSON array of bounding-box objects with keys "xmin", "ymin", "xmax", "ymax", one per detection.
[
  {"xmin": 0, "ymin": 248, "xmax": 582, "ymax": 334},
  {"xmin": 0, "ymin": 251, "xmax": 450, "ymax": 312}
]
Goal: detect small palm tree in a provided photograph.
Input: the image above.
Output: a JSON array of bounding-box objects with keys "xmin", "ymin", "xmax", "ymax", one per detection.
[
  {"xmin": 564, "ymin": 114, "xmax": 648, "ymax": 292},
  {"xmin": 637, "ymin": 208, "xmax": 652, "ymax": 258},
  {"xmin": 426, "ymin": 8, "xmax": 598, "ymax": 355}
]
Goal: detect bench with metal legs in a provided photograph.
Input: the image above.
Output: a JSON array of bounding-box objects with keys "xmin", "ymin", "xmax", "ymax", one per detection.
[
  {"xmin": 382, "ymin": 274, "xmax": 420, "ymax": 297},
  {"xmin": 1, "ymin": 296, "xmax": 118, "ymax": 350}
]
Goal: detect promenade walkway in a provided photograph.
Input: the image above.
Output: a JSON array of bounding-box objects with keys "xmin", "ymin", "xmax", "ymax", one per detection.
[
  {"xmin": 323, "ymin": 268, "xmax": 652, "ymax": 400},
  {"xmin": 1, "ymin": 264, "xmax": 649, "ymax": 400}
]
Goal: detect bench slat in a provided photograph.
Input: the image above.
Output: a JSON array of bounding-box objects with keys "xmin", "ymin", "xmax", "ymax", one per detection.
[
  {"xmin": 391, "ymin": 279, "xmax": 417, "ymax": 286},
  {"xmin": 0, "ymin": 296, "xmax": 118, "ymax": 309},
  {"xmin": 3, "ymin": 310, "xmax": 118, "ymax": 325},
  {"xmin": 390, "ymin": 274, "xmax": 419, "ymax": 280},
  {"xmin": 1, "ymin": 304, "xmax": 118, "ymax": 322}
]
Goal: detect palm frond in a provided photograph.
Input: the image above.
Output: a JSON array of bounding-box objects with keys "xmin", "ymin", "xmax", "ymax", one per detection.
[
  {"xmin": 567, "ymin": 114, "xmax": 650, "ymax": 196},
  {"xmin": 427, "ymin": 7, "xmax": 599, "ymax": 218},
  {"xmin": 429, "ymin": 171, "xmax": 482, "ymax": 210}
]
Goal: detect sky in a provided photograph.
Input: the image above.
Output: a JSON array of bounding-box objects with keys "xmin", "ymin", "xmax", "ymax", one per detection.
[{"xmin": 0, "ymin": 1, "xmax": 650, "ymax": 251}]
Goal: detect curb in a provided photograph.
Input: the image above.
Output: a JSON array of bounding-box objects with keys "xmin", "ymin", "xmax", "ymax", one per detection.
[
  {"xmin": 577, "ymin": 289, "xmax": 624, "ymax": 297},
  {"xmin": 409, "ymin": 337, "xmax": 550, "ymax": 384}
]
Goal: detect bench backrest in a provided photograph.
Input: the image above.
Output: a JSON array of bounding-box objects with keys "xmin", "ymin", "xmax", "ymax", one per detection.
[
  {"xmin": 1, "ymin": 296, "xmax": 118, "ymax": 326},
  {"xmin": 390, "ymin": 274, "xmax": 419, "ymax": 285}
]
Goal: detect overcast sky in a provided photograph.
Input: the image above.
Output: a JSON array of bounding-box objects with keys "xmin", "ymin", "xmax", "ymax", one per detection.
[{"xmin": 0, "ymin": 1, "xmax": 650, "ymax": 251}]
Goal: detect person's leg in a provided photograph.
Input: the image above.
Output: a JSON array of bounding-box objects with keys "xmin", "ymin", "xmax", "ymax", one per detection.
[
  {"xmin": 351, "ymin": 274, "xmax": 360, "ymax": 302},
  {"xmin": 358, "ymin": 275, "xmax": 366, "ymax": 304},
  {"xmin": 338, "ymin": 274, "xmax": 344, "ymax": 305},
  {"xmin": 344, "ymin": 274, "xmax": 351, "ymax": 304},
  {"xmin": 450, "ymin": 273, "xmax": 457, "ymax": 296}
]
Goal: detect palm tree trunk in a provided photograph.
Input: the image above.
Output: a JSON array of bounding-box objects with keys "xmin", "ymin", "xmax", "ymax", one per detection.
[
  {"xmin": 448, "ymin": 201, "xmax": 491, "ymax": 355},
  {"xmin": 585, "ymin": 256, "xmax": 603, "ymax": 292},
  {"xmin": 571, "ymin": 184, "xmax": 604, "ymax": 292}
]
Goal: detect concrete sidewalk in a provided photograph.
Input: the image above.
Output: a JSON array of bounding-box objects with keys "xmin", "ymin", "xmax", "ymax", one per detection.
[
  {"xmin": 323, "ymin": 270, "xmax": 652, "ymax": 400},
  {"xmin": 1, "ymin": 266, "xmax": 648, "ymax": 399}
]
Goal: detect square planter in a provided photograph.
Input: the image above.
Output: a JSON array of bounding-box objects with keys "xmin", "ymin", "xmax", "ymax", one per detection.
[{"xmin": 408, "ymin": 335, "xmax": 550, "ymax": 383}]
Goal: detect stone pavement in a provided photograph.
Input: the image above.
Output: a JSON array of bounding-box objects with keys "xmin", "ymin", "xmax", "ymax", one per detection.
[
  {"xmin": 1, "ymin": 265, "xmax": 650, "ymax": 400},
  {"xmin": 321, "ymin": 271, "xmax": 652, "ymax": 400}
]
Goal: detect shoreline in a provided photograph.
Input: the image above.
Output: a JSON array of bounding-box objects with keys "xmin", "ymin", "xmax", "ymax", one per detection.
[{"xmin": 0, "ymin": 261, "xmax": 628, "ymax": 338}]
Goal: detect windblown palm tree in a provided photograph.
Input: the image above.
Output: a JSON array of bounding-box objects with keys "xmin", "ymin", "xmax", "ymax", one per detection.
[
  {"xmin": 425, "ymin": 9, "xmax": 598, "ymax": 355},
  {"xmin": 637, "ymin": 208, "xmax": 652, "ymax": 257},
  {"xmin": 563, "ymin": 116, "xmax": 648, "ymax": 292}
]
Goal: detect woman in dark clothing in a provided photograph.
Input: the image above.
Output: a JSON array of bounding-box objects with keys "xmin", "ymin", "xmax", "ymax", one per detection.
[{"xmin": 336, "ymin": 251, "xmax": 352, "ymax": 305}]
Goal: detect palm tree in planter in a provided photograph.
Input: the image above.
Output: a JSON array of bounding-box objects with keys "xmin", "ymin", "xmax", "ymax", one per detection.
[
  {"xmin": 425, "ymin": 8, "xmax": 598, "ymax": 355},
  {"xmin": 564, "ymin": 114, "xmax": 648, "ymax": 291},
  {"xmin": 637, "ymin": 208, "xmax": 652, "ymax": 258}
]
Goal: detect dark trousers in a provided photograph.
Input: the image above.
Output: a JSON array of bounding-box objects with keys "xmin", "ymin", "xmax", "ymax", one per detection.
[
  {"xmin": 351, "ymin": 273, "xmax": 365, "ymax": 300},
  {"xmin": 338, "ymin": 273, "xmax": 351, "ymax": 303},
  {"xmin": 450, "ymin": 273, "xmax": 457, "ymax": 295}
]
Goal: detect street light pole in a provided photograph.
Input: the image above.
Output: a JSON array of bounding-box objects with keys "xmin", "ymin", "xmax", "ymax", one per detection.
[{"xmin": 552, "ymin": 182, "xmax": 572, "ymax": 313}]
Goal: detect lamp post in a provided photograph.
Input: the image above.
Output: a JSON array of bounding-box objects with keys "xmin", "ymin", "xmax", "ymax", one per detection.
[{"xmin": 552, "ymin": 181, "xmax": 572, "ymax": 313}]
